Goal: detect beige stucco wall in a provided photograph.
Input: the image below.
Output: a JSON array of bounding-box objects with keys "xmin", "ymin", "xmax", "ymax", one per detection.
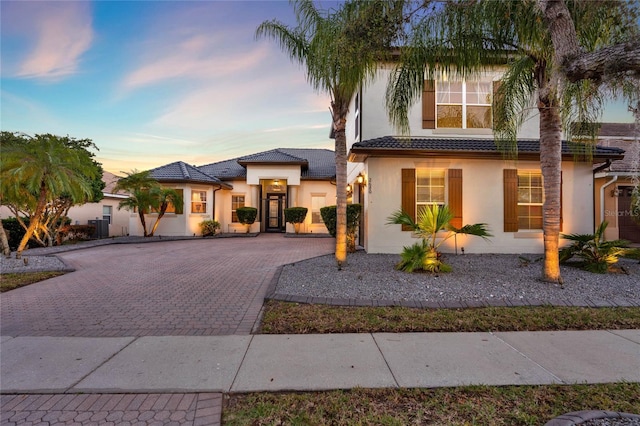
[
  {"xmin": 363, "ymin": 157, "xmax": 595, "ymax": 254},
  {"xmin": 594, "ymin": 176, "xmax": 638, "ymax": 241},
  {"xmin": 128, "ymin": 183, "xmax": 219, "ymax": 237}
]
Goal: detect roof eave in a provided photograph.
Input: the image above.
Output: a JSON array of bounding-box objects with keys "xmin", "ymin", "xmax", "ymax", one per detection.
[{"xmin": 349, "ymin": 148, "xmax": 624, "ymax": 163}]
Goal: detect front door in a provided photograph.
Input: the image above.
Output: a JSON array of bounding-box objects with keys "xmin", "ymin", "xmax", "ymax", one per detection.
[{"xmin": 266, "ymin": 194, "xmax": 286, "ymax": 232}]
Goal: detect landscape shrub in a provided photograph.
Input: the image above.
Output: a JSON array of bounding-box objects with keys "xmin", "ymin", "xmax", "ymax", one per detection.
[
  {"xmin": 236, "ymin": 207, "xmax": 258, "ymax": 232},
  {"xmin": 284, "ymin": 207, "xmax": 308, "ymax": 234},
  {"xmin": 58, "ymin": 224, "xmax": 96, "ymax": 243},
  {"xmin": 320, "ymin": 204, "xmax": 362, "ymax": 251},
  {"xmin": 199, "ymin": 219, "xmax": 221, "ymax": 237}
]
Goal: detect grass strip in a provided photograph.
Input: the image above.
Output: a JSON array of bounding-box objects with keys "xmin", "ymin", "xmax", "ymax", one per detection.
[
  {"xmin": 224, "ymin": 383, "xmax": 640, "ymax": 426},
  {"xmin": 260, "ymin": 300, "xmax": 640, "ymax": 333},
  {"xmin": 1, "ymin": 272, "xmax": 65, "ymax": 293}
]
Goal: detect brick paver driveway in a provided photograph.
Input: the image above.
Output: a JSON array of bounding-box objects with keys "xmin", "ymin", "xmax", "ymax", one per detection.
[{"xmin": 1, "ymin": 235, "xmax": 333, "ymax": 337}]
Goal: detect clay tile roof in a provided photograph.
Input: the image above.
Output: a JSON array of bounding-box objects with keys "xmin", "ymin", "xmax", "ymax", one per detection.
[
  {"xmin": 149, "ymin": 161, "xmax": 233, "ymax": 189},
  {"xmin": 350, "ymin": 136, "xmax": 624, "ymax": 161},
  {"xmin": 199, "ymin": 148, "xmax": 336, "ymax": 180}
]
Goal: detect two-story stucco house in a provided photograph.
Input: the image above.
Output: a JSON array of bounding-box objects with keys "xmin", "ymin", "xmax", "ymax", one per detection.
[{"xmin": 343, "ymin": 66, "xmax": 625, "ymax": 254}]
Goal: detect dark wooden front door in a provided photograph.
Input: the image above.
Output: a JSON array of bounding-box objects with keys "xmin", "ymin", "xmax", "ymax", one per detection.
[
  {"xmin": 618, "ymin": 186, "xmax": 640, "ymax": 243},
  {"xmin": 266, "ymin": 194, "xmax": 286, "ymax": 232}
]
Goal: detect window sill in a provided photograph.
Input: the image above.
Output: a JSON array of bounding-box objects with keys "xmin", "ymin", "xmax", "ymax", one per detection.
[
  {"xmin": 431, "ymin": 128, "xmax": 493, "ymax": 136},
  {"xmin": 513, "ymin": 231, "xmax": 543, "ymax": 239}
]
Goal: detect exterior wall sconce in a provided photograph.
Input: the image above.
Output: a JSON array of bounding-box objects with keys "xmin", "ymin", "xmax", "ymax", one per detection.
[
  {"xmin": 611, "ymin": 188, "xmax": 621, "ymax": 197},
  {"xmin": 356, "ymin": 173, "xmax": 366, "ymax": 186},
  {"xmin": 346, "ymin": 184, "xmax": 353, "ymax": 194}
]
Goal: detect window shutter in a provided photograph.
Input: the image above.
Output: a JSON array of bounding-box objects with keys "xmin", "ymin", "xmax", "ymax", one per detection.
[
  {"xmin": 560, "ymin": 172, "xmax": 563, "ymax": 232},
  {"xmin": 422, "ymin": 80, "xmax": 436, "ymax": 129},
  {"xmin": 492, "ymin": 80, "xmax": 503, "ymax": 130},
  {"xmin": 448, "ymin": 169, "xmax": 463, "ymax": 229},
  {"xmin": 401, "ymin": 169, "xmax": 416, "ymax": 231},
  {"xmin": 503, "ymin": 169, "xmax": 518, "ymax": 232},
  {"xmin": 175, "ymin": 189, "xmax": 184, "ymax": 214}
]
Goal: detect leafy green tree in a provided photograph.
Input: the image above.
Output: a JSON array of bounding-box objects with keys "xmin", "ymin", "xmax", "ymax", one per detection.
[
  {"xmin": 257, "ymin": 0, "xmax": 402, "ymax": 268},
  {"xmin": 387, "ymin": 205, "xmax": 492, "ymax": 272},
  {"xmin": 114, "ymin": 170, "xmax": 183, "ymax": 237},
  {"xmin": 0, "ymin": 132, "xmax": 102, "ymax": 257},
  {"xmin": 384, "ymin": 0, "xmax": 639, "ymax": 283}
]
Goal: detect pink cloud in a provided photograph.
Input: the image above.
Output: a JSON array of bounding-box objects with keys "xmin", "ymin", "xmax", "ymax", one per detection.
[{"xmin": 13, "ymin": 2, "xmax": 93, "ymax": 80}]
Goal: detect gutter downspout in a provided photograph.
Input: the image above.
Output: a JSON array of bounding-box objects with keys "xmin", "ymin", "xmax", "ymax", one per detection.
[
  {"xmin": 600, "ymin": 175, "xmax": 617, "ymax": 231},
  {"xmin": 212, "ymin": 185, "xmax": 222, "ymax": 222}
]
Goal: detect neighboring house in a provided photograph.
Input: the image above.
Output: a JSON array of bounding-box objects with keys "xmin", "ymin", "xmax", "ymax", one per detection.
[
  {"xmin": 593, "ymin": 123, "xmax": 640, "ymax": 243},
  {"xmin": 129, "ymin": 149, "xmax": 337, "ymax": 237},
  {"xmin": 0, "ymin": 171, "xmax": 131, "ymax": 238},
  {"xmin": 343, "ymin": 67, "xmax": 625, "ymax": 254},
  {"xmin": 68, "ymin": 171, "xmax": 130, "ymax": 237}
]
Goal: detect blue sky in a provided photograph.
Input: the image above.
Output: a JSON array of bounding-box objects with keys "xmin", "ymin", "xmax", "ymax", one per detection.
[{"xmin": 1, "ymin": 1, "xmax": 635, "ymax": 174}]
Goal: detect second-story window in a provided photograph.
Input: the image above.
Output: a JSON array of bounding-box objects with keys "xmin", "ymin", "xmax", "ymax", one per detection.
[{"xmin": 436, "ymin": 81, "xmax": 492, "ymax": 129}]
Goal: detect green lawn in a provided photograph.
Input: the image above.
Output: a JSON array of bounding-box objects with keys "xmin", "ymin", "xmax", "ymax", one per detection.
[
  {"xmin": 1, "ymin": 271, "xmax": 65, "ymax": 292},
  {"xmin": 224, "ymin": 383, "xmax": 640, "ymax": 425},
  {"xmin": 260, "ymin": 300, "xmax": 640, "ymax": 333}
]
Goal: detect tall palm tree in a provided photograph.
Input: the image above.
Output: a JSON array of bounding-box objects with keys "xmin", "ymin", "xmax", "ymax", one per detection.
[
  {"xmin": 148, "ymin": 187, "xmax": 183, "ymax": 237},
  {"xmin": 114, "ymin": 170, "xmax": 158, "ymax": 237},
  {"xmin": 257, "ymin": 0, "xmax": 401, "ymax": 268},
  {"xmin": 385, "ymin": 0, "xmax": 639, "ymax": 283},
  {"xmin": 0, "ymin": 133, "xmax": 98, "ymax": 258}
]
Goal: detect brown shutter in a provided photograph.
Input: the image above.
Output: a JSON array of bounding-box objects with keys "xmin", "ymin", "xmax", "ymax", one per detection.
[
  {"xmin": 422, "ymin": 80, "xmax": 436, "ymax": 129},
  {"xmin": 401, "ymin": 169, "xmax": 416, "ymax": 231},
  {"xmin": 175, "ymin": 189, "xmax": 184, "ymax": 214},
  {"xmin": 560, "ymin": 172, "xmax": 563, "ymax": 232},
  {"xmin": 448, "ymin": 169, "xmax": 463, "ymax": 229},
  {"xmin": 492, "ymin": 80, "xmax": 503, "ymax": 130},
  {"xmin": 504, "ymin": 169, "xmax": 518, "ymax": 232}
]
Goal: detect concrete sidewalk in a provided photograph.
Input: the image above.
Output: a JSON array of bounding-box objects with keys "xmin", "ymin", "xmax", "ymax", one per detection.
[{"xmin": 2, "ymin": 330, "xmax": 639, "ymax": 394}]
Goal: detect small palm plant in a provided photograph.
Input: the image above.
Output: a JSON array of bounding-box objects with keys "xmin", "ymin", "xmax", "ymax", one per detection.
[
  {"xmin": 387, "ymin": 205, "xmax": 492, "ymax": 273},
  {"xmin": 559, "ymin": 221, "xmax": 638, "ymax": 273}
]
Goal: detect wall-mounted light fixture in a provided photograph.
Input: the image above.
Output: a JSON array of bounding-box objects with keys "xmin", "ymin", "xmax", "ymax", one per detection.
[
  {"xmin": 611, "ymin": 188, "xmax": 621, "ymax": 197},
  {"xmin": 356, "ymin": 173, "xmax": 366, "ymax": 186},
  {"xmin": 346, "ymin": 184, "xmax": 353, "ymax": 194}
]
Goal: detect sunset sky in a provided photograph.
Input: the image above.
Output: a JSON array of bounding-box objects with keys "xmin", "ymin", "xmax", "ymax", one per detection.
[{"xmin": 1, "ymin": 1, "xmax": 635, "ymax": 174}]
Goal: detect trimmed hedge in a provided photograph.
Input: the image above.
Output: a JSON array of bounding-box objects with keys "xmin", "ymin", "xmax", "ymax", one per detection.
[
  {"xmin": 284, "ymin": 207, "xmax": 308, "ymax": 224},
  {"xmin": 236, "ymin": 207, "xmax": 258, "ymax": 225},
  {"xmin": 320, "ymin": 204, "xmax": 362, "ymax": 237}
]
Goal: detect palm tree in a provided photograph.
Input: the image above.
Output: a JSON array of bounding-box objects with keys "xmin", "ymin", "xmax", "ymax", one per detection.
[
  {"xmin": 0, "ymin": 133, "xmax": 98, "ymax": 258},
  {"xmin": 387, "ymin": 205, "xmax": 492, "ymax": 272},
  {"xmin": 115, "ymin": 171, "xmax": 184, "ymax": 237},
  {"xmin": 385, "ymin": 0, "xmax": 639, "ymax": 283},
  {"xmin": 257, "ymin": 0, "xmax": 401, "ymax": 268},
  {"xmin": 114, "ymin": 170, "xmax": 158, "ymax": 237},
  {"xmin": 148, "ymin": 187, "xmax": 183, "ymax": 237}
]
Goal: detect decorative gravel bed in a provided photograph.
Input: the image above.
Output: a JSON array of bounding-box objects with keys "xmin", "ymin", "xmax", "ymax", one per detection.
[{"xmin": 276, "ymin": 252, "xmax": 640, "ymax": 304}]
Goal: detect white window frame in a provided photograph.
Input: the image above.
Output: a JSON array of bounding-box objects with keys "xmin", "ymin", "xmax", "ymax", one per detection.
[
  {"xmin": 102, "ymin": 205, "xmax": 112, "ymax": 224},
  {"xmin": 436, "ymin": 80, "xmax": 492, "ymax": 129},
  {"xmin": 311, "ymin": 195, "xmax": 326, "ymax": 224},
  {"xmin": 416, "ymin": 169, "xmax": 446, "ymax": 216},
  {"xmin": 517, "ymin": 171, "xmax": 544, "ymax": 230},
  {"xmin": 191, "ymin": 190, "xmax": 207, "ymax": 214},
  {"xmin": 231, "ymin": 195, "xmax": 245, "ymax": 223}
]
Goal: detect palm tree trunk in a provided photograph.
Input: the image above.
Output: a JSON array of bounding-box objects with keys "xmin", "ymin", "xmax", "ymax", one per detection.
[
  {"xmin": 148, "ymin": 212, "xmax": 165, "ymax": 237},
  {"xmin": 138, "ymin": 211, "xmax": 149, "ymax": 237},
  {"xmin": 334, "ymin": 117, "xmax": 348, "ymax": 268},
  {"xmin": 16, "ymin": 184, "xmax": 48, "ymax": 258},
  {"xmin": 0, "ymin": 220, "xmax": 11, "ymax": 258},
  {"xmin": 538, "ymin": 92, "xmax": 563, "ymax": 284}
]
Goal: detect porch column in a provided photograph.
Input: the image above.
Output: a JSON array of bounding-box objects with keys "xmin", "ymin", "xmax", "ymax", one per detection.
[
  {"xmin": 250, "ymin": 185, "xmax": 260, "ymax": 208},
  {"xmin": 289, "ymin": 186, "xmax": 298, "ymax": 207}
]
